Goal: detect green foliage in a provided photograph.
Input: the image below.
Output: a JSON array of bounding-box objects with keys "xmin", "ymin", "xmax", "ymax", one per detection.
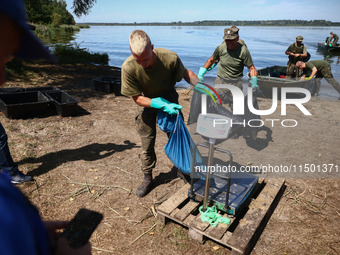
[
  {"xmin": 25, "ymin": 0, "xmax": 75, "ymax": 25},
  {"xmin": 72, "ymin": 0, "xmax": 97, "ymax": 18},
  {"xmin": 34, "ymin": 24, "xmax": 80, "ymax": 44},
  {"xmin": 52, "ymin": 13, "xmax": 63, "ymax": 27},
  {"xmin": 53, "ymin": 43, "xmax": 109, "ymax": 65}
]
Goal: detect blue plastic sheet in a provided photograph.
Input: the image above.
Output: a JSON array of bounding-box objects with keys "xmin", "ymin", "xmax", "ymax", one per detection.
[{"xmin": 157, "ymin": 111, "xmax": 203, "ymax": 174}]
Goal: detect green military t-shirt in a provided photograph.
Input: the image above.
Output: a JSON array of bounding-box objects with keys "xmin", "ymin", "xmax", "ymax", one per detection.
[
  {"xmin": 212, "ymin": 42, "xmax": 253, "ymax": 79},
  {"xmin": 121, "ymin": 48, "xmax": 186, "ymax": 102},
  {"xmin": 304, "ymin": 60, "xmax": 330, "ymax": 73}
]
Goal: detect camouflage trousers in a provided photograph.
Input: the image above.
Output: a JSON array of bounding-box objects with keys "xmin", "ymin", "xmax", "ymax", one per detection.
[
  {"xmin": 286, "ymin": 61, "xmax": 302, "ymax": 79},
  {"xmin": 135, "ymin": 106, "xmax": 182, "ymax": 173},
  {"xmin": 315, "ymin": 66, "xmax": 340, "ymax": 95},
  {"xmin": 331, "ymin": 38, "xmax": 338, "ymax": 46}
]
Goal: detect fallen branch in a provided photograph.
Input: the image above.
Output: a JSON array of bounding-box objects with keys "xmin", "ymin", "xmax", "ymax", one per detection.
[
  {"xmin": 92, "ymin": 246, "xmax": 115, "ymax": 253},
  {"xmin": 63, "ymin": 175, "xmax": 131, "ymax": 193},
  {"xmin": 97, "ymin": 199, "xmax": 135, "ymax": 224},
  {"xmin": 129, "ymin": 222, "xmax": 157, "ymax": 246},
  {"xmin": 115, "ymin": 166, "xmax": 133, "ymax": 177}
]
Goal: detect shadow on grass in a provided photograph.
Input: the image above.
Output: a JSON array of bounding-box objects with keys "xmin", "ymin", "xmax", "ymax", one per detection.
[{"xmin": 19, "ymin": 140, "xmax": 138, "ymax": 177}]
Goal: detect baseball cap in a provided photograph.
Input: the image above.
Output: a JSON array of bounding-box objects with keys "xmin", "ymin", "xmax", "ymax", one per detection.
[
  {"xmin": 296, "ymin": 36, "xmax": 303, "ymax": 42},
  {"xmin": 223, "ymin": 27, "xmax": 239, "ymax": 40},
  {"xmin": 0, "ymin": 0, "xmax": 57, "ymax": 62}
]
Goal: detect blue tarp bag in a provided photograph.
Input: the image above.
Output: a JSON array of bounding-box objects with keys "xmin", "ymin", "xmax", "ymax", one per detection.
[{"xmin": 157, "ymin": 111, "xmax": 203, "ymax": 174}]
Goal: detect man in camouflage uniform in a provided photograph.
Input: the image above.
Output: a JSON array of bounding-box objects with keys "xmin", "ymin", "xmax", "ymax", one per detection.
[
  {"xmin": 208, "ymin": 26, "xmax": 248, "ymax": 72},
  {"xmin": 327, "ymin": 32, "xmax": 339, "ymax": 46},
  {"xmin": 121, "ymin": 30, "xmax": 199, "ymax": 197},
  {"xmin": 198, "ymin": 27, "xmax": 258, "ymax": 94},
  {"xmin": 285, "ymin": 36, "xmax": 308, "ymax": 79},
  {"xmin": 296, "ymin": 60, "xmax": 340, "ymax": 97}
]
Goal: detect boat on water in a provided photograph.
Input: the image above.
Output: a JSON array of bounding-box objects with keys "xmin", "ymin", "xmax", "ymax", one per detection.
[
  {"xmin": 255, "ymin": 65, "xmax": 317, "ymax": 98},
  {"xmin": 317, "ymin": 43, "xmax": 340, "ymax": 54}
]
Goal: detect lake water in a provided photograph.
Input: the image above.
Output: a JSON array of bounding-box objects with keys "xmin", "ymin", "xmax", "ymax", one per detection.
[{"xmin": 69, "ymin": 26, "xmax": 340, "ymax": 100}]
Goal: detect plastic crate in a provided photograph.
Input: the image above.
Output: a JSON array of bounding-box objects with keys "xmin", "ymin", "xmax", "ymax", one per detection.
[
  {"xmin": 0, "ymin": 91, "xmax": 52, "ymax": 119},
  {"xmin": 43, "ymin": 91, "xmax": 79, "ymax": 117},
  {"xmin": 93, "ymin": 76, "xmax": 121, "ymax": 95}
]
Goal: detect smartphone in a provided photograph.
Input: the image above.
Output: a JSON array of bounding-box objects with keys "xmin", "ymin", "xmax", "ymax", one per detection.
[{"xmin": 60, "ymin": 208, "xmax": 103, "ymax": 249}]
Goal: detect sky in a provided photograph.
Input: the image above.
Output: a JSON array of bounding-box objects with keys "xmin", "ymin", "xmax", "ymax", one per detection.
[{"xmin": 65, "ymin": 0, "xmax": 340, "ymax": 23}]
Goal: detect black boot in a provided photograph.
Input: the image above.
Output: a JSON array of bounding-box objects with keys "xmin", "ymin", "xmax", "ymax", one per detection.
[{"xmin": 136, "ymin": 172, "xmax": 152, "ymax": 197}]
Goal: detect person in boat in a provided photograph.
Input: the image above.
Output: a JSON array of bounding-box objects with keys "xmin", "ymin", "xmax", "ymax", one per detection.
[
  {"xmin": 197, "ymin": 27, "xmax": 258, "ymax": 98},
  {"xmin": 296, "ymin": 60, "xmax": 340, "ymax": 98},
  {"xmin": 121, "ymin": 30, "xmax": 200, "ymax": 197},
  {"xmin": 285, "ymin": 36, "xmax": 308, "ymax": 79},
  {"xmin": 327, "ymin": 32, "xmax": 339, "ymax": 47}
]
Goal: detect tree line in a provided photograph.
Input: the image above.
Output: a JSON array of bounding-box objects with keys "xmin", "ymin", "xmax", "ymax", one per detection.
[
  {"xmin": 25, "ymin": 0, "xmax": 97, "ymax": 26},
  {"xmin": 84, "ymin": 19, "xmax": 340, "ymax": 26},
  {"xmin": 25, "ymin": 0, "xmax": 75, "ymax": 26}
]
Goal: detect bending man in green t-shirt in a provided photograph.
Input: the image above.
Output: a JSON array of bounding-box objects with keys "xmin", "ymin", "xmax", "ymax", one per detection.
[
  {"xmin": 296, "ymin": 60, "xmax": 340, "ymax": 97},
  {"xmin": 121, "ymin": 30, "xmax": 200, "ymax": 197},
  {"xmin": 197, "ymin": 27, "xmax": 258, "ymax": 99}
]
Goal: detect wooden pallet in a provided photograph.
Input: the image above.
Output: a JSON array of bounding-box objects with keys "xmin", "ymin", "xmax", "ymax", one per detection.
[{"xmin": 157, "ymin": 178, "xmax": 285, "ymax": 255}]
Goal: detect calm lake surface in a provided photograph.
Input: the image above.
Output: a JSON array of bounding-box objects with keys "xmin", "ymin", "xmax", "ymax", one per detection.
[{"xmin": 70, "ymin": 26, "xmax": 340, "ymax": 99}]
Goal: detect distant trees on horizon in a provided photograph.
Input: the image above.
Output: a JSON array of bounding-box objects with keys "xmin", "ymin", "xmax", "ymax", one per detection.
[{"xmin": 81, "ymin": 19, "xmax": 340, "ymax": 26}]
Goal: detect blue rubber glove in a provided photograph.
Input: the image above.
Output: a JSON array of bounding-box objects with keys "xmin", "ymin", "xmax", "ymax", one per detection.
[
  {"xmin": 198, "ymin": 67, "xmax": 207, "ymax": 82},
  {"xmin": 249, "ymin": 76, "xmax": 259, "ymax": 88},
  {"xmin": 207, "ymin": 62, "xmax": 217, "ymax": 71},
  {"xmin": 150, "ymin": 97, "xmax": 182, "ymax": 115},
  {"xmin": 329, "ymin": 44, "xmax": 332, "ymax": 47}
]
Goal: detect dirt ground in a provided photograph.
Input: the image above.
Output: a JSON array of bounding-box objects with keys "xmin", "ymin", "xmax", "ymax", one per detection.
[{"xmin": 3, "ymin": 62, "xmax": 340, "ymax": 255}]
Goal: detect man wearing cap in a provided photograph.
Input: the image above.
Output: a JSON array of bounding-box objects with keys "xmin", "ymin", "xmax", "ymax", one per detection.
[
  {"xmin": 296, "ymin": 60, "xmax": 340, "ymax": 97},
  {"xmin": 197, "ymin": 27, "xmax": 258, "ymax": 96},
  {"xmin": 285, "ymin": 36, "xmax": 307, "ymax": 79}
]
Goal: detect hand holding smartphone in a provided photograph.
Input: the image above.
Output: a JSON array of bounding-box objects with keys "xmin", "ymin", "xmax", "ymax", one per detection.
[{"xmin": 60, "ymin": 208, "xmax": 103, "ymax": 249}]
